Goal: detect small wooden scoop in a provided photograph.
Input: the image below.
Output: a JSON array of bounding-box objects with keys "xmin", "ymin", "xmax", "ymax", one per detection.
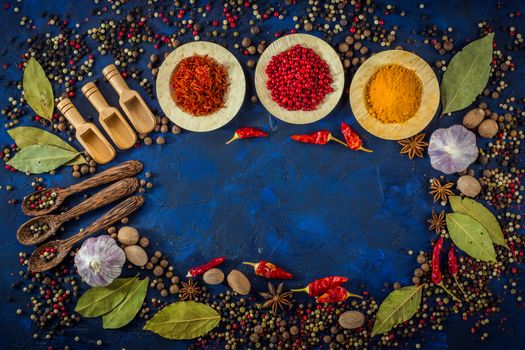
[
  {"xmin": 81, "ymin": 82, "xmax": 137, "ymax": 150},
  {"xmin": 28, "ymin": 195, "xmax": 145, "ymax": 273},
  {"xmin": 102, "ymin": 64, "xmax": 156, "ymax": 134},
  {"xmin": 57, "ymin": 98, "xmax": 116, "ymax": 164},
  {"xmin": 17, "ymin": 178, "xmax": 139, "ymax": 245},
  {"xmin": 21, "ymin": 160, "xmax": 143, "ymax": 216}
]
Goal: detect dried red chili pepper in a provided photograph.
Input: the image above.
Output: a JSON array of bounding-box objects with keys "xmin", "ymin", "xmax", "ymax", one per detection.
[
  {"xmin": 448, "ymin": 246, "xmax": 467, "ymax": 298},
  {"xmin": 291, "ymin": 276, "xmax": 349, "ymax": 296},
  {"xmin": 186, "ymin": 257, "xmax": 225, "ymax": 277},
  {"xmin": 341, "ymin": 122, "xmax": 372, "ymax": 152},
  {"xmin": 290, "ymin": 130, "xmax": 347, "ymax": 147},
  {"xmin": 431, "ymin": 237, "xmax": 461, "ymax": 302},
  {"xmin": 315, "ymin": 286, "xmax": 362, "ymax": 303},
  {"xmin": 226, "ymin": 127, "xmax": 269, "ymax": 144},
  {"xmin": 242, "ymin": 260, "xmax": 293, "ymax": 279}
]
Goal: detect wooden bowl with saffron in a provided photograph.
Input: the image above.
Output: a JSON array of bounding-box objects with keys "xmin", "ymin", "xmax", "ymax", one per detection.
[
  {"xmin": 255, "ymin": 33, "xmax": 344, "ymax": 124},
  {"xmin": 156, "ymin": 41, "xmax": 246, "ymax": 132},
  {"xmin": 349, "ymin": 49, "xmax": 439, "ymax": 140}
]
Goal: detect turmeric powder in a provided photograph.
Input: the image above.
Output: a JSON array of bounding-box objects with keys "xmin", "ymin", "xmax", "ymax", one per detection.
[{"xmin": 365, "ymin": 64, "xmax": 422, "ymax": 124}]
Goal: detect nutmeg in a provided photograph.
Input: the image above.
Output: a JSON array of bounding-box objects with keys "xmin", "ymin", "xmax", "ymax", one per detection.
[
  {"xmin": 117, "ymin": 226, "xmax": 139, "ymax": 245},
  {"xmin": 463, "ymin": 108, "xmax": 485, "ymax": 129},
  {"xmin": 124, "ymin": 245, "xmax": 148, "ymax": 266},
  {"xmin": 478, "ymin": 119, "xmax": 498, "ymax": 138},
  {"xmin": 457, "ymin": 175, "xmax": 482, "ymax": 197}
]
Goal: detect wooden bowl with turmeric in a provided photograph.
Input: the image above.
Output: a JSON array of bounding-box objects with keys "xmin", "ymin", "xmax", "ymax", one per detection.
[{"xmin": 349, "ymin": 50, "xmax": 439, "ymax": 140}]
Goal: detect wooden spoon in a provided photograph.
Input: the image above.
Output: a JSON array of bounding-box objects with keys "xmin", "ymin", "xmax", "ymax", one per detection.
[
  {"xmin": 28, "ymin": 195, "xmax": 145, "ymax": 273},
  {"xmin": 17, "ymin": 178, "xmax": 139, "ymax": 246},
  {"xmin": 21, "ymin": 160, "xmax": 143, "ymax": 216}
]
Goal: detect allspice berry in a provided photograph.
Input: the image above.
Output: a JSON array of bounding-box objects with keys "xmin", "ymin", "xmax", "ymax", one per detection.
[
  {"xmin": 117, "ymin": 226, "xmax": 140, "ymax": 245},
  {"xmin": 478, "ymin": 119, "xmax": 498, "ymax": 138},
  {"xmin": 463, "ymin": 108, "xmax": 485, "ymax": 129},
  {"xmin": 457, "ymin": 175, "xmax": 482, "ymax": 197}
]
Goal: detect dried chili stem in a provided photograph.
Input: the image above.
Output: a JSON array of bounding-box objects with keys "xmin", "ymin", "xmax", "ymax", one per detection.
[
  {"xmin": 453, "ymin": 275, "xmax": 468, "ymax": 299},
  {"xmin": 438, "ymin": 282, "xmax": 462, "ymax": 303},
  {"xmin": 328, "ymin": 135, "xmax": 349, "ymax": 148}
]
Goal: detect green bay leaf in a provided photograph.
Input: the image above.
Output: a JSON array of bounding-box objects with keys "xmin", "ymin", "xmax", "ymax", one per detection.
[
  {"xmin": 102, "ymin": 277, "xmax": 149, "ymax": 329},
  {"xmin": 23, "ymin": 57, "xmax": 54, "ymax": 120},
  {"xmin": 449, "ymin": 196, "xmax": 507, "ymax": 248},
  {"xmin": 446, "ymin": 213, "xmax": 496, "ymax": 262},
  {"xmin": 144, "ymin": 301, "xmax": 220, "ymax": 340},
  {"xmin": 8, "ymin": 126, "xmax": 86, "ymax": 165},
  {"xmin": 440, "ymin": 33, "xmax": 494, "ymax": 114},
  {"xmin": 7, "ymin": 144, "xmax": 78, "ymax": 174},
  {"xmin": 371, "ymin": 285, "xmax": 423, "ymax": 337},
  {"xmin": 75, "ymin": 277, "xmax": 137, "ymax": 318}
]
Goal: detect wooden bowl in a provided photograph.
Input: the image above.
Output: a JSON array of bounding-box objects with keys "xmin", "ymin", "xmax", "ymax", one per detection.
[
  {"xmin": 255, "ymin": 33, "xmax": 344, "ymax": 124},
  {"xmin": 156, "ymin": 41, "xmax": 246, "ymax": 132},
  {"xmin": 349, "ymin": 50, "xmax": 439, "ymax": 140}
]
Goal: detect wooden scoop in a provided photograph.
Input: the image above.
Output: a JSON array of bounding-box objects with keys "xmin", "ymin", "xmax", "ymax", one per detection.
[
  {"xmin": 81, "ymin": 82, "xmax": 137, "ymax": 150},
  {"xmin": 57, "ymin": 98, "xmax": 116, "ymax": 164},
  {"xmin": 102, "ymin": 64, "xmax": 156, "ymax": 134},
  {"xmin": 28, "ymin": 195, "xmax": 145, "ymax": 273},
  {"xmin": 21, "ymin": 160, "xmax": 143, "ymax": 216},
  {"xmin": 17, "ymin": 178, "xmax": 139, "ymax": 246}
]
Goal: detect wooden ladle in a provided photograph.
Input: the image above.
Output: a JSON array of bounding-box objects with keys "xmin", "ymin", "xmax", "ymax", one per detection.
[
  {"xmin": 21, "ymin": 160, "xmax": 143, "ymax": 216},
  {"xmin": 17, "ymin": 178, "xmax": 139, "ymax": 246},
  {"xmin": 28, "ymin": 195, "xmax": 145, "ymax": 273}
]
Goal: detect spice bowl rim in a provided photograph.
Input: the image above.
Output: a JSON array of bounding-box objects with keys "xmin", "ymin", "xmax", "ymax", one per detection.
[
  {"xmin": 156, "ymin": 41, "xmax": 246, "ymax": 132},
  {"xmin": 349, "ymin": 49, "xmax": 440, "ymax": 140},
  {"xmin": 254, "ymin": 33, "xmax": 345, "ymax": 125}
]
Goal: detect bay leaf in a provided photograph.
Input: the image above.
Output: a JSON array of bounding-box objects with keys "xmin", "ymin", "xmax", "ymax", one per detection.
[
  {"xmin": 8, "ymin": 126, "xmax": 86, "ymax": 165},
  {"xmin": 23, "ymin": 57, "xmax": 54, "ymax": 120},
  {"xmin": 144, "ymin": 301, "xmax": 220, "ymax": 340},
  {"xmin": 7, "ymin": 144, "xmax": 78, "ymax": 174},
  {"xmin": 371, "ymin": 285, "xmax": 423, "ymax": 337},
  {"xmin": 446, "ymin": 213, "xmax": 496, "ymax": 262},
  {"xmin": 440, "ymin": 33, "xmax": 494, "ymax": 115},
  {"xmin": 75, "ymin": 277, "xmax": 137, "ymax": 318},
  {"xmin": 449, "ymin": 196, "xmax": 507, "ymax": 248},
  {"xmin": 102, "ymin": 277, "xmax": 149, "ymax": 329}
]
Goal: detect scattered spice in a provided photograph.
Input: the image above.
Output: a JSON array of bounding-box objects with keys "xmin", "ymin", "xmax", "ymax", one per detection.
[
  {"xmin": 341, "ymin": 122, "xmax": 372, "ymax": 152},
  {"xmin": 290, "ymin": 130, "xmax": 347, "ymax": 147},
  {"xmin": 291, "ymin": 276, "xmax": 349, "ymax": 296},
  {"xmin": 316, "ymin": 286, "xmax": 362, "ymax": 303},
  {"xmin": 429, "ymin": 178, "xmax": 455, "ymax": 203},
  {"xmin": 243, "ymin": 260, "xmax": 293, "ymax": 279},
  {"xmin": 428, "ymin": 209, "xmax": 446, "ymax": 233},
  {"xmin": 259, "ymin": 282, "xmax": 293, "ymax": 314},
  {"xmin": 398, "ymin": 133, "xmax": 428, "ymax": 159},
  {"xmin": 365, "ymin": 64, "xmax": 422, "ymax": 123},
  {"xmin": 186, "ymin": 257, "xmax": 225, "ymax": 277},
  {"xmin": 226, "ymin": 127, "xmax": 269, "ymax": 144},
  {"xmin": 170, "ymin": 55, "xmax": 229, "ymax": 116},
  {"xmin": 179, "ymin": 279, "xmax": 202, "ymax": 301}
]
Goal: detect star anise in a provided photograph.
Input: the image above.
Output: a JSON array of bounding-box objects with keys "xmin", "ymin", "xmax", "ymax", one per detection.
[
  {"xmin": 429, "ymin": 178, "xmax": 455, "ymax": 202},
  {"xmin": 398, "ymin": 133, "xmax": 429, "ymax": 159},
  {"xmin": 428, "ymin": 209, "xmax": 446, "ymax": 233},
  {"xmin": 259, "ymin": 282, "xmax": 293, "ymax": 314},
  {"xmin": 179, "ymin": 279, "xmax": 202, "ymax": 301}
]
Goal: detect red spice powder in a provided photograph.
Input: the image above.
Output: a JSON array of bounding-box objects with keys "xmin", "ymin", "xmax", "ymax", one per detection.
[
  {"xmin": 170, "ymin": 55, "xmax": 229, "ymax": 116},
  {"xmin": 265, "ymin": 44, "xmax": 333, "ymax": 111}
]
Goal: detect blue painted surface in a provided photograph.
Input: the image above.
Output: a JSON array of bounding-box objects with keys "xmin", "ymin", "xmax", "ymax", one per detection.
[{"xmin": 0, "ymin": 0, "xmax": 523, "ymax": 349}]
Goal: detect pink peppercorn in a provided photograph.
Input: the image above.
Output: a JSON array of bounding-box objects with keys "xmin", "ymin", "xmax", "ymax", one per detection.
[{"xmin": 265, "ymin": 44, "xmax": 334, "ymax": 111}]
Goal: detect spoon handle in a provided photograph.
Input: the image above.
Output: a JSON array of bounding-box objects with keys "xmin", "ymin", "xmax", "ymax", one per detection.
[
  {"xmin": 58, "ymin": 178, "xmax": 139, "ymax": 222},
  {"xmin": 62, "ymin": 160, "xmax": 143, "ymax": 196},
  {"xmin": 63, "ymin": 196, "xmax": 145, "ymax": 249}
]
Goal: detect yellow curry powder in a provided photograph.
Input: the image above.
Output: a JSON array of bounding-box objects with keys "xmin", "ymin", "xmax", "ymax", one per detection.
[{"xmin": 365, "ymin": 64, "xmax": 422, "ymax": 124}]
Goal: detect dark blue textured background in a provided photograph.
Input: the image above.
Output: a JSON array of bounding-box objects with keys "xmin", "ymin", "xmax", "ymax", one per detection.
[{"xmin": 0, "ymin": 0, "xmax": 524, "ymax": 349}]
